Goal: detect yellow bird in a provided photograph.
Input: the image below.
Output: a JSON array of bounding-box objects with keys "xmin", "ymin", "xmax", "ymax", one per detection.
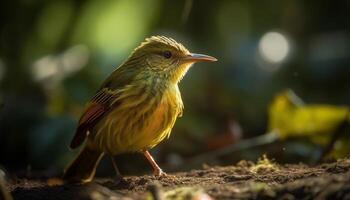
[{"xmin": 63, "ymin": 36, "xmax": 217, "ymax": 183}]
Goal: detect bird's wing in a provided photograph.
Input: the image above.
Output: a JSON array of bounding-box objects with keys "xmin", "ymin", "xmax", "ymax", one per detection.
[{"xmin": 70, "ymin": 88, "xmax": 118, "ymax": 149}]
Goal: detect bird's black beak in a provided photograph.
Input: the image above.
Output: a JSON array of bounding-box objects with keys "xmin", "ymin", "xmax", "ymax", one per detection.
[{"xmin": 182, "ymin": 53, "xmax": 217, "ymax": 63}]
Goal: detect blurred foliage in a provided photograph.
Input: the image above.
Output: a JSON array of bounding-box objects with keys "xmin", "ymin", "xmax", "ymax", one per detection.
[
  {"xmin": 0, "ymin": 0, "xmax": 349, "ymax": 175},
  {"xmin": 269, "ymin": 90, "xmax": 348, "ymax": 143},
  {"xmin": 268, "ymin": 90, "xmax": 349, "ymax": 158}
]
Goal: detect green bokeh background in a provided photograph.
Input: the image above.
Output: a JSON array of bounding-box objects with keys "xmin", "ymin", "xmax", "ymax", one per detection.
[{"xmin": 0, "ymin": 0, "xmax": 349, "ymax": 176}]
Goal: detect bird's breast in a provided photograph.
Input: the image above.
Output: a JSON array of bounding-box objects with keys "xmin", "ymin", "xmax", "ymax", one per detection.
[{"xmin": 92, "ymin": 84, "xmax": 183, "ymax": 154}]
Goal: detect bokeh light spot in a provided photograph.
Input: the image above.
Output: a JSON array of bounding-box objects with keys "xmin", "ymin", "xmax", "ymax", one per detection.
[{"xmin": 258, "ymin": 31, "xmax": 290, "ymax": 64}]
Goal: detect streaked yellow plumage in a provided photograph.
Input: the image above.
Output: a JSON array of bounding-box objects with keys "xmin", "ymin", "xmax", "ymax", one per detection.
[
  {"xmin": 92, "ymin": 84, "xmax": 182, "ymax": 154},
  {"xmin": 63, "ymin": 36, "xmax": 217, "ymax": 183}
]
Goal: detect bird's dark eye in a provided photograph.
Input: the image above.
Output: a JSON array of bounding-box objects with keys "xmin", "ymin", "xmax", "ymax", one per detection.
[{"xmin": 163, "ymin": 51, "xmax": 172, "ymax": 59}]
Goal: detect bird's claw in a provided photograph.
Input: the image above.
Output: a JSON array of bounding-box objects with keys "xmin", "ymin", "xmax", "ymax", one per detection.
[{"xmin": 153, "ymin": 169, "xmax": 167, "ymax": 177}]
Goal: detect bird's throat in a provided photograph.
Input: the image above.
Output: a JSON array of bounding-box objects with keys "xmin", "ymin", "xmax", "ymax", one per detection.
[{"xmin": 170, "ymin": 62, "xmax": 193, "ymax": 84}]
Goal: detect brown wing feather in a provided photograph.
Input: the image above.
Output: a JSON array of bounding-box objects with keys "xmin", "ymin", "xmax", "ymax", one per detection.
[{"xmin": 70, "ymin": 88, "xmax": 117, "ymax": 149}]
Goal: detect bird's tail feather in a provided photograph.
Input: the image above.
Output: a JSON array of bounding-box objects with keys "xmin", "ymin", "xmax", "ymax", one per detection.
[{"xmin": 63, "ymin": 146, "xmax": 104, "ymax": 183}]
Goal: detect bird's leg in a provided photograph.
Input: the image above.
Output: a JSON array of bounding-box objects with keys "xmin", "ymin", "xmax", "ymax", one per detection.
[
  {"xmin": 143, "ymin": 151, "xmax": 166, "ymax": 176},
  {"xmin": 109, "ymin": 155, "xmax": 123, "ymax": 182}
]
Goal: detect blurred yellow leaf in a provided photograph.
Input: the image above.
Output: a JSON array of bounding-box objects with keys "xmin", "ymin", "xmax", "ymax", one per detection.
[{"xmin": 268, "ymin": 90, "xmax": 349, "ymax": 145}]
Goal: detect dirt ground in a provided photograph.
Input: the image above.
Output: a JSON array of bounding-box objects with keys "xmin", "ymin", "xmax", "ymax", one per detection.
[{"xmin": 5, "ymin": 157, "xmax": 350, "ymax": 200}]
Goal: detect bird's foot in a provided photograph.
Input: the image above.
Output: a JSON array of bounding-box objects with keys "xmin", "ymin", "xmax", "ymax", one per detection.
[{"xmin": 153, "ymin": 168, "xmax": 167, "ymax": 177}]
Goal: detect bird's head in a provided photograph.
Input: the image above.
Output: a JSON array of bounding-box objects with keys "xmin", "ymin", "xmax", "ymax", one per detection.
[{"xmin": 126, "ymin": 36, "xmax": 217, "ymax": 83}]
